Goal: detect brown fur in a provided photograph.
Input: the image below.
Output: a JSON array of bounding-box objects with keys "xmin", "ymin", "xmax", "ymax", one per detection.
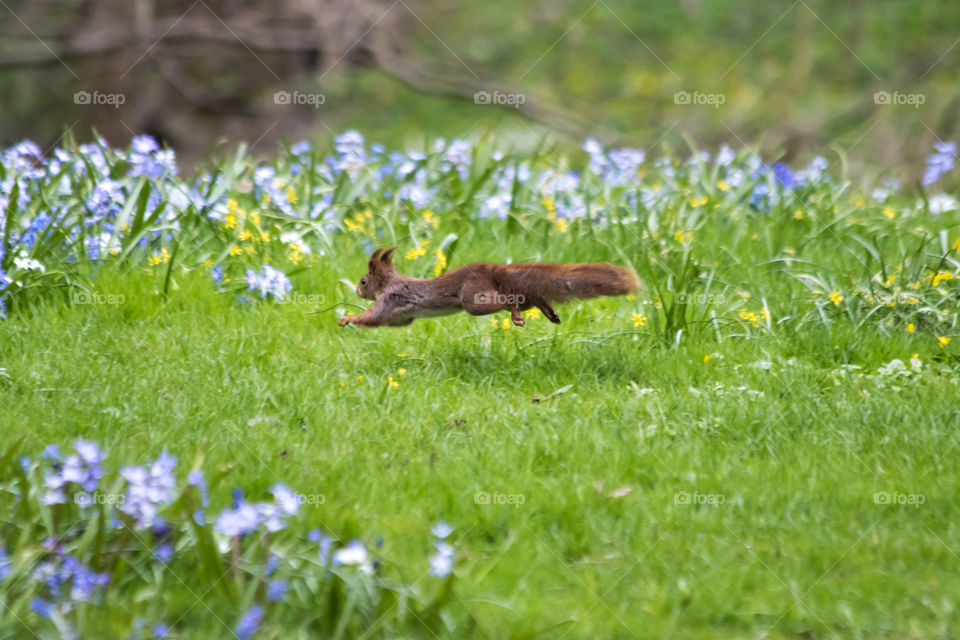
[{"xmin": 339, "ymin": 248, "xmax": 640, "ymax": 328}]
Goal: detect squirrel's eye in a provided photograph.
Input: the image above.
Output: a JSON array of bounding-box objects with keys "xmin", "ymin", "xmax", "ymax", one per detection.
[{"xmin": 360, "ymin": 277, "xmax": 366, "ymax": 285}]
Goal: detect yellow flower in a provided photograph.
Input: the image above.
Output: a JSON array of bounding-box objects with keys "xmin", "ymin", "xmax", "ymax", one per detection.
[
  {"xmin": 489, "ymin": 317, "xmax": 498, "ymax": 327},
  {"xmin": 227, "ymin": 198, "xmax": 239, "ymax": 214},
  {"xmin": 738, "ymin": 308, "xmax": 761, "ymax": 327},
  {"xmin": 339, "ymin": 381, "xmax": 346, "ymax": 388},
  {"xmin": 716, "ymin": 180, "xmax": 730, "ymax": 191},
  {"xmin": 631, "ymin": 313, "xmax": 647, "ymax": 328},
  {"xmin": 953, "ymin": 237, "xmax": 960, "ymax": 251},
  {"xmin": 387, "ymin": 376, "xmax": 399, "ymax": 390},
  {"xmin": 938, "ymin": 336, "xmax": 951, "ymax": 348},
  {"xmin": 829, "ymin": 290, "xmax": 843, "ymax": 306},
  {"xmin": 703, "ymin": 354, "xmax": 711, "ymax": 363},
  {"xmin": 260, "ymin": 232, "xmax": 270, "ymax": 242},
  {"xmin": 397, "ymin": 352, "xmax": 409, "ymax": 357},
  {"xmin": 202, "ymin": 259, "xmax": 213, "ymax": 268},
  {"xmin": 250, "ymin": 212, "xmax": 261, "ymax": 226},
  {"xmin": 674, "ymin": 230, "xmax": 686, "ymax": 243},
  {"xmin": 793, "ymin": 209, "xmax": 803, "ymax": 219},
  {"xmin": 882, "ymin": 207, "xmax": 895, "ymax": 219},
  {"xmin": 542, "ymin": 197, "xmax": 557, "ymax": 220},
  {"xmin": 357, "ymin": 375, "xmax": 364, "ymax": 381},
  {"xmin": 933, "ymin": 271, "xmax": 953, "ymax": 287},
  {"xmin": 398, "ymin": 368, "xmax": 407, "ymax": 376},
  {"xmin": 423, "ymin": 209, "xmax": 439, "ymax": 228},
  {"xmin": 239, "ymin": 230, "xmax": 252, "ymax": 241},
  {"xmin": 148, "ymin": 254, "xmax": 161, "ymax": 266},
  {"xmin": 224, "ymin": 213, "xmax": 238, "ymax": 229},
  {"xmin": 289, "ymin": 247, "xmax": 303, "ymax": 265},
  {"xmin": 524, "ymin": 307, "xmax": 542, "ymax": 320},
  {"xmin": 434, "ymin": 249, "xmax": 447, "ymax": 276},
  {"xmin": 907, "ymin": 323, "xmax": 915, "ymax": 334},
  {"xmin": 406, "ymin": 246, "xmax": 427, "ymax": 261},
  {"xmin": 501, "ymin": 317, "xmax": 511, "ymax": 330},
  {"xmin": 229, "ymin": 245, "xmax": 242, "ymax": 256},
  {"xmin": 689, "ymin": 196, "xmax": 707, "ymax": 207},
  {"xmin": 555, "ymin": 218, "xmax": 569, "ymax": 233},
  {"xmin": 286, "ymin": 185, "xmax": 298, "ymax": 205}
]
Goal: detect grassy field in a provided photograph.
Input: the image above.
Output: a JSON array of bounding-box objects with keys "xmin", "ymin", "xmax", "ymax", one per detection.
[{"xmin": 1, "ymin": 134, "xmax": 959, "ymax": 637}]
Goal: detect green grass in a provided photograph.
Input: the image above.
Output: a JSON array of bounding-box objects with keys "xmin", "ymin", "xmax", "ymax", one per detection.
[{"xmin": 3, "ymin": 256, "xmax": 958, "ymax": 638}]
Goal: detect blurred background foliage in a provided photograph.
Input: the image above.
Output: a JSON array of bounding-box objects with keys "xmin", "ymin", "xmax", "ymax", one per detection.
[{"xmin": 1, "ymin": 0, "xmax": 959, "ymax": 175}]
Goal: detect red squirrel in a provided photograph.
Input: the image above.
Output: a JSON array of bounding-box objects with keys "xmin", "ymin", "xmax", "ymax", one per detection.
[{"xmin": 338, "ymin": 247, "xmax": 640, "ymax": 328}]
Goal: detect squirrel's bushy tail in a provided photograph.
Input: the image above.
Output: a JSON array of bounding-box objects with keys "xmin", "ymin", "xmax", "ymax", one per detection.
[{"xmin": 503, "ymin": 263, "xmax": 640, "ymax": 303}]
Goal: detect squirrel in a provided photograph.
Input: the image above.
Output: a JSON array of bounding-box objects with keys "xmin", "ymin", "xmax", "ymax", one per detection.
[{"xmin": 338, "ymin": 247, "xmax": 640, "ymax": 328}]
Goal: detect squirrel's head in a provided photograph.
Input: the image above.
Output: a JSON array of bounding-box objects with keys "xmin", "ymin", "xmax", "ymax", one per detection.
[{"xmin": 355, "ymin": 247, "xmax": 397, "ymax": 300}]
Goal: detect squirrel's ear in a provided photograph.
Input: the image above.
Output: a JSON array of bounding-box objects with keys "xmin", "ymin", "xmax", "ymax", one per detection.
[
  {"xmin": 380, "ymin": 246, "xmax": 398, "ymax": 267},
  {"xmin": 368, "ymin": 248, "xmax": 384, "ymax": 271}
]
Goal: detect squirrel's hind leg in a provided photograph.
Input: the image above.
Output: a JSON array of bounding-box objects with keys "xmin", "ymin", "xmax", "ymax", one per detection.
[{"xmin": 510, "ymin": 305, "xmax": 525, "ymax": 327}]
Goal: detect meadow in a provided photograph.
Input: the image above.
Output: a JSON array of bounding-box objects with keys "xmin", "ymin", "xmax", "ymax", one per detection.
[{"xmin": 1, "ymin": 132, "xmax": 959, "ymax": 638}]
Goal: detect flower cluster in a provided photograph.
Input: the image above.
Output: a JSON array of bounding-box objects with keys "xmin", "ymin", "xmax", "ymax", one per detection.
[
  {"xmin": 2, "ymin": 440, "xmax": 461, "ymax": 636},
  {"xmin": 244, "ymin": 265, "xmax": 293, "ymax": 301}
]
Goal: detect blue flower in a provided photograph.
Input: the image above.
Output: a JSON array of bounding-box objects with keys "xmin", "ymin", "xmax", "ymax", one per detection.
[
  {"xmin": 431, "ymin": 521, "xmax": 453, "ymax": 539},
  {"xmin": 188, "ymin": 469, "xmax": 209, "ymax": 506},
  {"xmin": 428, "ymin": 541, "xmax": 455, "ymax": 578},
  {"xmin": 244, "ymin": 265, "xmax": 293, "ymax": 301},
  {"xmin": 236, "ymin": 605, "xmax": 263, "ymax": 640},
  {"xmin": 0, "ymin": 546, "xmax": 10, "ymax": 582},
  {"xmin": 215, "ymin": 500, "xmax": 260, "ymax": 537},
  {"xmin": 210, "ymin": 265, "xmax": 223, "ymax": 284},
  {"xmin": 772, "ymin": 162, "xmax": 797, "ymax": 189},
  {"xmin": 267, "ymin": 580, "xmax": 288, "ymax": 602},
  {"xmin": 923, "ymin": 141, "xmax": 956, "ymax": 187},
  {"xmin": 120, "ymin": 450, "xmax": 178, "ymax": 528},
  {"xmin": 155, "ymin": 543, "xmax": 173, "ymax": 563},
  {"xmin": 153, "ymin": 622, "xmax": 170, "ymax": 638},
  {"xmin": 30, "ymin": 598, "xmax": 53, "ymax": 618}
]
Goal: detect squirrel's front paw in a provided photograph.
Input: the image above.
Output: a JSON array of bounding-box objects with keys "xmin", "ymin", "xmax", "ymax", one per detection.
[{"xmin": 338, "ymin": 316, "xmax": 353, "ymax": 327}]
